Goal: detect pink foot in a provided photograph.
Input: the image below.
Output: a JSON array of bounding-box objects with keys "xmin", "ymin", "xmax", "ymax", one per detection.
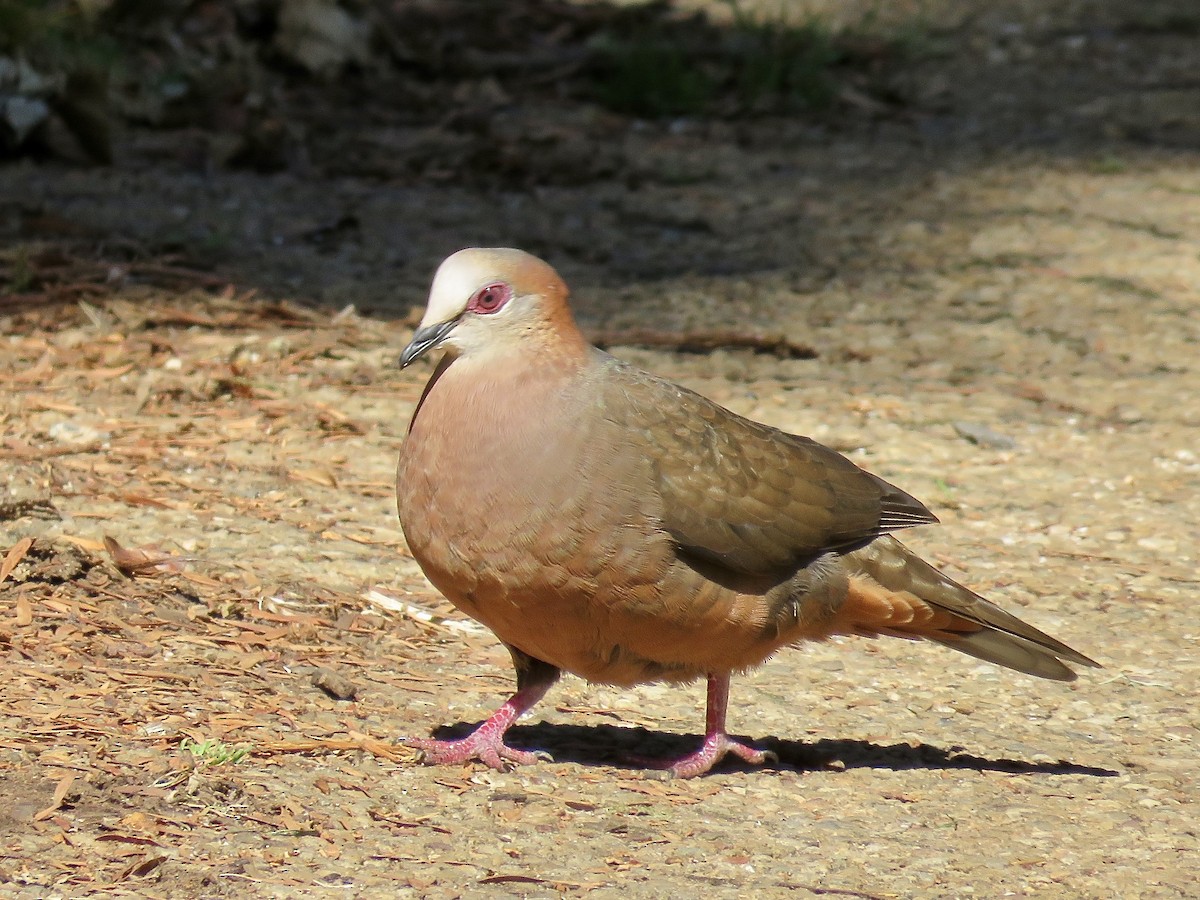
[
  {"xmin": 408, "ymin": 732, "xmax": 550, "ymax": 771},
  {"xmin": 633, "ymin": 673, "xmax": 777, "ymax": 778},
  {"xmin": 634, "ymin": 733, "xmax": 777, "ymax": 778},
  {"xmin": 409, "ymin": 659, "xmax": 556, "ymax": 772},
  {"xmin": 667, "ymin": 733, "xmax": 777, "ymax": 778}
]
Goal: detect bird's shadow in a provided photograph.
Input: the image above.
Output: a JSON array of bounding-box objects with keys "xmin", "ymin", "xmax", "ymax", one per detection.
[{"xmin": 427, "ymin": 721, "xmax": 1119, "ymax": 777}]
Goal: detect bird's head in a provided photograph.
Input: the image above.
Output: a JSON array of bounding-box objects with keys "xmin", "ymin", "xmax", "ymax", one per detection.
[{"xmin": 399, "ymin": 248, "xmax": 582, "ymax": 367}]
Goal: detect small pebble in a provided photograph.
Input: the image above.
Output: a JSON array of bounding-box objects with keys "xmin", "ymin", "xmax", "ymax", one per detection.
[
  {"xmin": 312, "ymin": 667, "xmax": 358, "ymax": 700},
  {"xmin": 953, "ymin": 422, "xmax": 1017, "ymax": 450}
]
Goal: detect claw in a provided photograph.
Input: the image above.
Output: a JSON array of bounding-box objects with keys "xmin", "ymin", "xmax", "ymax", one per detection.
[
  {"xmin": 634, "ymin": 733, "xmax": 776, "ymax": 779},
  {"xmin": 408, "ymin": 733, "xmax": 548, "ymax": 771}
]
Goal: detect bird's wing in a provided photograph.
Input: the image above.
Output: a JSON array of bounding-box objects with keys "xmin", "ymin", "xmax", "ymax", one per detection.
[{"xmin": 597, "ymin": 358, "xmax": 937, "ymax": 576}]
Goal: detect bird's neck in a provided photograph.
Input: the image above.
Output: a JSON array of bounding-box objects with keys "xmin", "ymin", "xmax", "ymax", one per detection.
[
  {"xmin": 461, "ymin": 314, "xmax": 592, "ymax": 373},
  {"xmin": 526, "ymin": 310, "xmax": 592, "ymax": 365},
  {"xmin": 426, "ymin": 329, "xmax": 592, "ymax": 420},
  {"xmin": 408, "ymin": 341, "xmax": 590, "ymax": 478}
]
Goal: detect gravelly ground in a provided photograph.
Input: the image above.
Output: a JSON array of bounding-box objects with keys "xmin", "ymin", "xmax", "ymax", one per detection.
[{"xmin": 2, "ymin": 1, "xmax": 1199, "ymax": 897}]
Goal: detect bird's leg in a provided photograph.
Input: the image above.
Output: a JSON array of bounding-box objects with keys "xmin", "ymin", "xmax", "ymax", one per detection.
[
  {"xmin": 409, "ymin": 649, "xmax": 560, "ymax": 771},
  {"xmin": 643, "ymin": 673, "xmax": 777, "ymax": 778}
]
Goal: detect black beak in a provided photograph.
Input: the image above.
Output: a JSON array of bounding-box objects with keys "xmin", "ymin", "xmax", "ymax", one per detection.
[{"xmin": 398, "ymin": 319, "xmax": 457, "ymax": 368}]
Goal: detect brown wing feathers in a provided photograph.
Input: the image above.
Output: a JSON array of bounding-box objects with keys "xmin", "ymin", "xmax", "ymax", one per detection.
[
  {"xmin": 601, "ymin": 359, "xmax": 1098, "ymax": 681},
  {"xmin": 608, "ymin": 358, "xmax": 937, "ymax": 572}
]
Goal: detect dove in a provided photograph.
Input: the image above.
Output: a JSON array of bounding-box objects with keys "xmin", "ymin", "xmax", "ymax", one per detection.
[{"xmin": 396, "ymin": 248, "xmax": 1098, "ymax": 778}]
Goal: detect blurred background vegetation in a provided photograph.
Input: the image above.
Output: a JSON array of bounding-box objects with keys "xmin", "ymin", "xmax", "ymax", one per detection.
[{"xmin": 0, "ymin": 0, "xmax": 923, "ymax": 167}]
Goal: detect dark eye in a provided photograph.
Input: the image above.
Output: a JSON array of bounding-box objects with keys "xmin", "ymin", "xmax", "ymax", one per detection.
[{"xmin": 470, "ymin": 282, "xmax": 511, "ymax": 315}]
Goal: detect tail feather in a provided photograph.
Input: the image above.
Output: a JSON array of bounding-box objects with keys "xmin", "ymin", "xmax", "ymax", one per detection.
[
  {"xmin": 924, "ymin": 630, "xmax": 1078, "ymax": 681},
  {"xmin": 838, "ymin": 536, "xmax": 1100, "ymax": 681}
]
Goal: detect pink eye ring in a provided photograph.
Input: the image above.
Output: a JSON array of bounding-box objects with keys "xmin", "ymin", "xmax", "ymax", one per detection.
[{"xmin": 469, "ymin": 282, "xmax": 512, "ymax": 314}]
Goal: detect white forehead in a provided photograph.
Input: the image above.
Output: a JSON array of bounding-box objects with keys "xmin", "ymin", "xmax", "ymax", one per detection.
[{"xmin": 423, "ymin": 248, "xmax": 530, "ymax": 326}]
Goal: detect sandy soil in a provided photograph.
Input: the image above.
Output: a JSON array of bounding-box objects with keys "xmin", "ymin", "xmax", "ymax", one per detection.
[{"xmin": 2, "ymin": 1, "xmax": 1199, "ymax": 897}]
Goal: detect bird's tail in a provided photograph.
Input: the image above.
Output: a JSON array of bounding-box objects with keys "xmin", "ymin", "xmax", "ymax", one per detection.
[{"xmin": 834, "ymin": 536, "xmax": 1100, "ymax": 681}]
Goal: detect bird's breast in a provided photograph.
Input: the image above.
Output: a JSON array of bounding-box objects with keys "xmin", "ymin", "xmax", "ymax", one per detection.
[
  {"xmin": 397, "ymin": 360, "xmax": 664, "ymax": 658},
  {"xmin": 394, "ymin": 356, "xmax": 836, "ymax": 686}
]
